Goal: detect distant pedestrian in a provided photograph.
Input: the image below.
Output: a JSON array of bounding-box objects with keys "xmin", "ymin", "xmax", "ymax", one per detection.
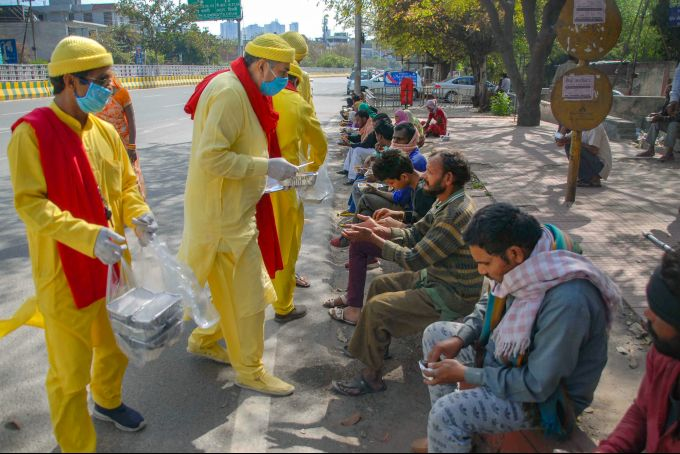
[
  {"xmin": 96, "ymin": 76, "xmax": 145, "ymax": 197},
  {"xmin": 423, "ymin": 99, "xmax": 448, "ymax": 138},
  {"xmin": 499, "ymin": 73, "xmax": 511, "ymax": 94}
]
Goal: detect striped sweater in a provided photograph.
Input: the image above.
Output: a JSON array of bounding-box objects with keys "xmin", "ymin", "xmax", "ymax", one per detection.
[{"xmin": 381, "ymin": 189, "xmax": 483, "ymax": 320}]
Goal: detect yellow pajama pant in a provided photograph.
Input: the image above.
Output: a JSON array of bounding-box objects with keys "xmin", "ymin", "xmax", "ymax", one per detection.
[
  {"xmin": 188, "ymin": 238, "xmax": 275, "ymax": 380},
  {"xmin": 40, "ymin": 280, "xmax": 127, "ymax": 453},
  {"xmin": 270, "ymin": 189, "xmax": 305, "ymax": 316}
]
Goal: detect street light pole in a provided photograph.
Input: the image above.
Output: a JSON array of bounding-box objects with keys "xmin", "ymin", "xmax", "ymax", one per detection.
[{"xmin": 353, "ymin": 0, "xmax": 362, "ymax": 97}]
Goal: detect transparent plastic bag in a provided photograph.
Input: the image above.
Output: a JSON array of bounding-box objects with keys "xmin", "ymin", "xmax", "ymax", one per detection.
[
  {"xmin": 106, "ymin": 260, "xmax": 183, "ymax": 367},
  {"xmin": 301, "ymin": 163, "xmax": 333, "ymax": 203},
  {"xmin": 130, "ymin": 236, "xmax": 219, "ymax": 330}
]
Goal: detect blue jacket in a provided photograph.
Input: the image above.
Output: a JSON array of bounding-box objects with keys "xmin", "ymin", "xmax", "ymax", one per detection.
[{"xmin": 459, "ymin": 279, "xmax": 609, "ymax": 415}]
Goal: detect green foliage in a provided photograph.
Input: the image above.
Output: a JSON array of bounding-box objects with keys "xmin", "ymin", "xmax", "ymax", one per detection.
[
  {"xmin": 30, "ymin": 58, "xmax": 49, "ymax": 64},
  {"xmin": 651, "ymin": 0, "xmax": 680, "ymax": 60},
  {"xmin": 316, "ymin": 53, "xmax": 353, "ymax": 67},
  {"xmin": 490, "ymin": 91, "xmax": 512, "ymax": 116},
  {"xmin": 116, "ymin": 0, "xmax": 198, "ymax": 62}
]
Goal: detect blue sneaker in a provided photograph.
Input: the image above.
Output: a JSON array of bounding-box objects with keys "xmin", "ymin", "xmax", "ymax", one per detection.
[{"xmin": 93, "ymin": 403, "xmax": 146, "ymax": 432}]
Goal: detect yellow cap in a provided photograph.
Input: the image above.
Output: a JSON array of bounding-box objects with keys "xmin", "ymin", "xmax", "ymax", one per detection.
[
  {"xmin": 245, "ymin": 34, "xmax": 295, "ymax": 64},
  {"xmin": 281, "ymin": 31, "xmax": 308, "ymax": 63},
  {"xmin": 48, "ymin": 36, "xmax": 113, "ymax": 77},
  {"xmin": 288, "ymin": 62, "xmax": 303, "ymax": 81}
]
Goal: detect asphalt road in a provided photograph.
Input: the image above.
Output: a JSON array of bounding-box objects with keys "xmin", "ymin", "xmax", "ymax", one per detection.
[{"xmin": 0, "ymin": 77, "xmax": 431, "ymax": 453}]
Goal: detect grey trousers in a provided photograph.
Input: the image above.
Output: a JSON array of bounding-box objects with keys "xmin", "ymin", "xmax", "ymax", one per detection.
[{"xmin": 422, "ymin": 322, "xmax": 538, "ymax": 453}]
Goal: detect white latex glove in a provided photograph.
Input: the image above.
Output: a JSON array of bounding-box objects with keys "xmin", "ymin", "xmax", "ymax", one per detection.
[
  {"xmin": 267, "ymin": 157, "xmax": 298, "ymax": 182},
  {"xmin": 132, "ymin": 212, "xmax": 158, "ymax": 247},
  {"xmin": 94, "ymin": 228, "xmax": 126, "ymax": 265}
]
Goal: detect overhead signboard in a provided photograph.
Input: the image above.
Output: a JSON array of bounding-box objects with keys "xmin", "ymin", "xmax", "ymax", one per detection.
[
  {"xmin": 0, "ymin": 39, "xmax": 18, "ymax": 64},
  {"xmin": 187, "ymin": 0, "xmax": 242, "ymax": 21},
  {"xmin": 384, "ymin": 71, "xmax": 417, "ymax": 87},
  {"xmin": 670, "ymin": 6, "xmax": 680, "ymax": 27}
]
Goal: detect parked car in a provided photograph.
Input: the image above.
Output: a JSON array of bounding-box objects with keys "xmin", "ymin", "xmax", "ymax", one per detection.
[
  {"xmin": 346, "ymin": 70, "xmax": 373, "ymax": 95},
  {"xmin": 434, "ymin": 76, "xmax": 498, "ymax": 103},
  {"xmin": 348, "ymin": 72, "xmax": 423, "ymax": 97}
]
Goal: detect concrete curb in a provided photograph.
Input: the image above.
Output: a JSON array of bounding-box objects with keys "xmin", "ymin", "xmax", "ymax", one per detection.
[
  {"xmin": 0, "ymin": 80, "xmax": 53, "ymax": 101},
  {"xmin": 0, "ymin": 76, "xmax": 207, "ymax": 101}
]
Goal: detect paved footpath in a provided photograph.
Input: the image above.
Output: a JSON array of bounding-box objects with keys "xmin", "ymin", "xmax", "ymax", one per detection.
[{"xmin": 445, "ymin": 114, "xmax": 680, "ymax": 318}]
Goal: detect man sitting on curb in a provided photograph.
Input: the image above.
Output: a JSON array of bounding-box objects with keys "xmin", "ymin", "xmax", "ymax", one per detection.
[
  {"xmin": 556, "ymin": 122, "xmax": 612, "ymax": 187},
  {"xmin": 597, "ymin": 249, "xmax": 680, "ymax": 453},
  {"xmin": 637, "ymin": 83, "xmax": 679, "ymax": 162},
  {"xmin": 417, "ymin": 202, "xmax": 621, "ymax": 453},
  {"xmin": 329, "ymin": 151, "xmax": 483, "ymax": 396}
]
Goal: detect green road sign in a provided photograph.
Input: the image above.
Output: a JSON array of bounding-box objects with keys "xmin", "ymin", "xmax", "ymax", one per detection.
[{"xmin": 188, "ymin": 0, "xmax": 242, "ymax": 21}]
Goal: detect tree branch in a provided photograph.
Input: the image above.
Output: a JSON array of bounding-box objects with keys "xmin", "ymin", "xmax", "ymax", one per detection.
[{"xmin": 521, "ymin": 0, "xmax": 538, "ymax": 49}]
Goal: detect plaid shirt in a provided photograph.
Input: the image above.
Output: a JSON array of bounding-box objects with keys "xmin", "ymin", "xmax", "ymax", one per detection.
[{"xmin": 382, "ymin": 189, "xmax": 483, "ymax": 318}]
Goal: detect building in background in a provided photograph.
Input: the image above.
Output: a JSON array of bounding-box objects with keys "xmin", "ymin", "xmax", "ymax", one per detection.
[
  {"xmin": 289, "ymin": 22, "xmax": 299, "ymax": 33},
  {"xmin": 0, "ymin": 0, "xmax": 117, "ymax": 62},
  {"xmin": 263, "ymin": 19, "xmax": 284, "ymax": 35},
  {"xmin": 220, "ymin": 20, "xmax": 239, "ymax": 40},
  {"xmin": 243, "ymin": 23, "xmax": 263, "ymax": 40}
]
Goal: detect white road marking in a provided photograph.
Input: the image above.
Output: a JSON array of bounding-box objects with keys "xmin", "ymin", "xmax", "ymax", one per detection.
[
  {"xmin": 0, "ymin": 110, "xmax": 30, "ymax": 117},
  {"xmin": 229, "ymin": 322, "xmax": 279, "ymax": 452}
]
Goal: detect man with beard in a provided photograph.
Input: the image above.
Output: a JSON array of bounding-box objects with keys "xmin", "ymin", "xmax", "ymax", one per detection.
[
  {"xmin": 597, "ymin": 249, "xmax": 680, "ymax": 453},
  {"xmin": 329, "ymin": 151, "xmax": 483, "ymax": 396}
]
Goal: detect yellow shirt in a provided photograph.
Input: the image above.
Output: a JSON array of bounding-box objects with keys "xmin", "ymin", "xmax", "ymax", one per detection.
[
  {"xmin": 179, "ymin": 71, "xmax": 270, "ymax": 284},
  {"xmin": 298, "ymin": 70, "xmax": 313, "ymax": 107},
  {"xmin": 7, "ymin": 102, "xmax": 148, "ymax": 303},
  {"xmin": 272, "ymin": 87, "xmax": 327, "ymax": 171}
]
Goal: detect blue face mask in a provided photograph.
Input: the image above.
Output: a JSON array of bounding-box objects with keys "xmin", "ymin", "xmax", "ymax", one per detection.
[
  {"xmin": 259, "ymin": 66, "xmax": 288, "ymax": 97},
  {"xmin": 75, "ymin": 78, "xmax": 112, "ymax": 114}
]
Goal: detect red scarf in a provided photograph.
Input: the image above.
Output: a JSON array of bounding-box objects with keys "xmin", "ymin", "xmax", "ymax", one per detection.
[
  {"xmin": 184, "ymin": 58, "xmax": 283, "ymax": 278},
  {"xmin": 12, "ymin": 108, "xmax": 110, "ymax": 309}
]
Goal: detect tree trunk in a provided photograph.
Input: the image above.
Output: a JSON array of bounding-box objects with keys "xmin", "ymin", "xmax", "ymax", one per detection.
[{"xmin": 470, "ymin": 52, "xmax": 490, "ymax": 110}]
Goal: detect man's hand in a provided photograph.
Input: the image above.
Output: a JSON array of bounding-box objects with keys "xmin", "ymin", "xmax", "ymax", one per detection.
[
  {"xmin": 342, "ymin": 225, "xmax": 377, "ymax": 243},
  {"xmin": 650, "ymin": 113, "xmax": 661, "ymax": 123},
  {"xmin": 94, "ymin": 228, "xmax": 126, "ymax": 265},
  {"xmin": 377, "ymin": 217, "xmax": 405, "ymax": 229},
  {"xmin": 668, "ymin": 101, "xmax": 679, "ymax": 117},
  {"xmin": 427, "ymin": 336, "xmax": 465, "ymax": 363},
  {"xmin": 423, "ymin": 359, "xmax": 467, "ymax": 386},
  {"xmin": 373, "ymin": 208, "xmax": 404, "ymax": 222},
  {"xmin": 355, "ymin": 214, "xmax": 391, "ymax": 238},
  {"xmin": 132, "ymin": 212, "xmax": 158, "ymax": 247}
]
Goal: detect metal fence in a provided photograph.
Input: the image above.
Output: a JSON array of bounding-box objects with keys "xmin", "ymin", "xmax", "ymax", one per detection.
[
  {"xmin": 367, "ymin": 85, "xmax": 476, "ymax": 109},
  {"xmin": 0, "ymin": 64, "xmax": 351, "ymax": 82},
  {"xmin": 0, "ymin": 64, "xmax": 223, "ymax": 81}
]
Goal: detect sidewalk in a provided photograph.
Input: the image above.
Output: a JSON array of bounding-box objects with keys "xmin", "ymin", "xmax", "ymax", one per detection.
[
  {"xmin": 445, "ymin": 115, "xmax": 679, "ymax": 319},
  {"xmin": 324, "ymin": 113, "xmax": 667, "ymax": 445}
]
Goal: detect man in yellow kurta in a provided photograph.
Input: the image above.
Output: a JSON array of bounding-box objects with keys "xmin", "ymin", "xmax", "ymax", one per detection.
[
  {"xmin": 181, "ymin": 34, "xmax": 299, "ymax": 396},
  {"xmin": 4, "ymin": 36, "xmax": 155, "ymax": 452},
  {"xmin": 269, "ymin": 63, "xmax": 328, "ymax": 321},
  {"xmin": 281, "ymin": 32, "xmax": 313, "ymax": 106}
]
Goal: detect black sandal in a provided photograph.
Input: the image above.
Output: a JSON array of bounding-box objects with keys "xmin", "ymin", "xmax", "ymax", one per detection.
[{"xmin": 332, "ymin": 377, "xmax": 386, "ymax": 396}]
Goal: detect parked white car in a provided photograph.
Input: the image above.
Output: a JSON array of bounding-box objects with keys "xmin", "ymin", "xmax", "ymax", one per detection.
[
  {"xmin": 346, "ymin": 70, "xmax": 373, "ymax": 95},
  {"xmin": 348, "ymin": 72, "xmax": 423, "ymax": 97},
  {"xmin": 434, "ymin": 76, "xmax": 498, "ymax": 103}
]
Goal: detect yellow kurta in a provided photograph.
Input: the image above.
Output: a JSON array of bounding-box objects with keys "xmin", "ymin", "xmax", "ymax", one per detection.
[
  {"xmin": 298, "ymin": 70, "xmax": 313, "ymax": 106},
  {"xmin": 5, "ymin": 102, "xmax": 149, "ymax": 452},
  {"xmin": 270, "ymin": 87, "xmax": 328, "ymax": 315},
  {"xmin": 181, "ymin": 71, "xmax": 276, "ymax": 380}
]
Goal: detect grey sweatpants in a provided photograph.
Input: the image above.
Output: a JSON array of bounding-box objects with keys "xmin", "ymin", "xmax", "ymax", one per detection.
[{"xmin": 422, "ymin": 322, "xmax": 538, "ymax": 453}]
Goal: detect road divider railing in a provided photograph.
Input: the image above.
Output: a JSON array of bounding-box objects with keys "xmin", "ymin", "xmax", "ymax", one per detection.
[{"xmin": 0, "ymin": 63, "xmax": 350, "ymax": 101}]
